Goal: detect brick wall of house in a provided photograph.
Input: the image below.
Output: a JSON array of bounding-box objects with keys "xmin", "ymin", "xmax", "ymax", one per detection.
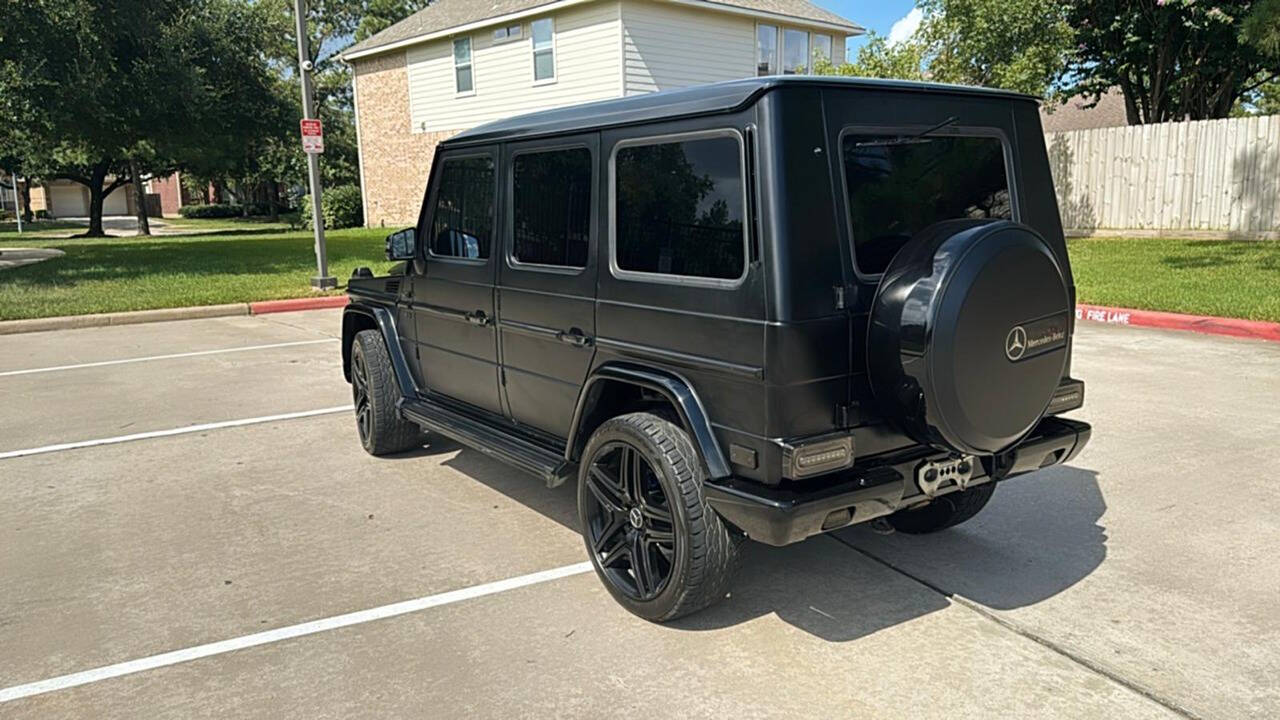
[{"xmin": 353, "ymin": 52, "xmax": 456, "ymax": 228}]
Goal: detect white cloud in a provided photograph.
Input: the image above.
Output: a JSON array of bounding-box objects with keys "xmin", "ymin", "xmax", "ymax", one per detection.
[{"xmin": 887, "ymin": 7, "xmax": 923, "ymax": 46}]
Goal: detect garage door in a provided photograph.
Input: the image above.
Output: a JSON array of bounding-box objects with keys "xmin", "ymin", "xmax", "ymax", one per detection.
[
  {"xmin": 102, "ymin": 187, "xmax": 129, "ymax": 216},
  {"xmin": 48, "ymin": 184, "xmax": 87, "ymax": 218}
]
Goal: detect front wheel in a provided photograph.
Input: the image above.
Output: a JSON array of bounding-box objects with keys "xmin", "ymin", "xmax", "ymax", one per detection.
[
  {"xmin": 350, "ymin": 329, "xmax": 424, "ymax": 456},
  {"xmin": 577, "ymin": 412, "xmax": 742, "ymax": 622}
]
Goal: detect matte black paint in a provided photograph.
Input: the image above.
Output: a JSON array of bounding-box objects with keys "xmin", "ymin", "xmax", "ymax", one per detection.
[{"xmin": 343, "ymin": 77, "xmax": 1091, "ymax": 546}]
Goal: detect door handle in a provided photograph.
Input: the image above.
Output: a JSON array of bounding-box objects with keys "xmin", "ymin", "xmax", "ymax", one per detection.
[
  {"xmin": 557, "ymin": 328, "xmax": 592, "ymax": 348},
  {"xmin": 465, "ymin": 310, "xmax": 490, "ymax": 326}
]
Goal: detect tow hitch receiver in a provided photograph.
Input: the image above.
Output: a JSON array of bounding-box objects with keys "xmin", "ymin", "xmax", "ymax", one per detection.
[{"xmin": 916, "ymin": 455, "xmax": 975, "ymax": 497}]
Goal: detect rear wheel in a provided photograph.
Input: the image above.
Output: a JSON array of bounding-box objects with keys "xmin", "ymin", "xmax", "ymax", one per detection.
[
  {"xmin": 351, "ymin": 329, "xmax": 424, "ymax": 456},
  {"xmin": 887, "ymin": 482, "xmax": 997, "ymax": 534},
  {"xmin": 578, "ymin": 412, "xmax": 741, "ymax": 622}
]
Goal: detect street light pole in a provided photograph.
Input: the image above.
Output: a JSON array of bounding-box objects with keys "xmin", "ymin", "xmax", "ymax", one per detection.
[
  {"xmin": 9, "ymin": 174, "xmax": 21, "ymax": 234},
  {"xmin": 293, "ymin": 0, "xmax": 336, "ymax": 290}
]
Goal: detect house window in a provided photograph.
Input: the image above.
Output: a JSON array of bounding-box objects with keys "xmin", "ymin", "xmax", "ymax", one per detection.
[
  {"xmin": 430, "ymin": 155, "xmax": 494, "ymax": 260},
  {"xmin": 493, "ymin": 24, "xmax": 522, "ymax": 43},
  {"xmin": 614, "ymin": 133, "xmax": 747, "ymax": 282},
  {"xmin": 532, "ymin": 18, "xmax": 555, "ymax": 82},
  {"xmin": 512, "ymin": 148, "xmax": 592, "ymax": 268},
  {"xmin": 812, "ymin": 34, "xmax": 833, "ymax": 66},
  {"xmin": 782, "ymin": 29, "xmax": 809, "ymax": 74},
  {"xmin": 756, "ymin": 24, "xmax": 778, "ymax": 76},
  {"xmin": 453, "ymin": 37, "xmax": 473, "ymax": 94}
]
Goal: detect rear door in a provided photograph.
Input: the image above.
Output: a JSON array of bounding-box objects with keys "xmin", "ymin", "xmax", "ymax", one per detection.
[
  {"xmin": 496, "ymin": 135, "xmax": 599, "ymax": 439},
  {"xmin": 409, "ymin": 147, "xmax": 504, "ymax": 415}
]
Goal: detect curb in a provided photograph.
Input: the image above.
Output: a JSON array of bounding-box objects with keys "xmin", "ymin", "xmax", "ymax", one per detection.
[
  {"xmin": 0, "ymin": 296, "xmax": 349, "ymax": 335},
  {"xmin": 0, "ymin": 303, "xmax": 250, "ymax": 336},
  {"xmin": 248, "ymin": 296, "xmax": 350, "ymax": 314},
  {"xmin": 1076, "ymin": 303, "xmax": 1280, "ymax": 343}
]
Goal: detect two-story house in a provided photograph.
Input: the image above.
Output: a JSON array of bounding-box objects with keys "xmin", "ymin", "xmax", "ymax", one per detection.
[{"xmin": 342, "ymin": 0, "xmax": 862, "ymax": 227}]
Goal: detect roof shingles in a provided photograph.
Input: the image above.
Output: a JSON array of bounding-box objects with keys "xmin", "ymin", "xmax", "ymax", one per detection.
[{"xmin": 343, "ymin": 0, "xmax": 861, "ymax": 59}]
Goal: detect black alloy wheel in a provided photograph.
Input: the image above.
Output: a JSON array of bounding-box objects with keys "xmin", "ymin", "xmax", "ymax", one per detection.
[
  {"xmin": 351, "ymin": 348, "xmax": 373, "ymax": 445},
  {"xmin": 583, "ymin": 441, "xmax": 677, "ymax": 601}
]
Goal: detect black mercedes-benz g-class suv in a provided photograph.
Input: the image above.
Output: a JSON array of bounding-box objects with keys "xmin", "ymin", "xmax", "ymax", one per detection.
[{"xmin": 342, "ymin": 76, "xmax": 1091, "ymax": 621}]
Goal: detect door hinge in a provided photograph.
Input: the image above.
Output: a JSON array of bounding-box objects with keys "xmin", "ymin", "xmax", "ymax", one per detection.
[
  {"xmin": 500, "ymin": 367, "xmax": 507, "ymax": 386},
  {"xmin": 834, "ymin": 284, "xmax": 851, "ymax": 310}
]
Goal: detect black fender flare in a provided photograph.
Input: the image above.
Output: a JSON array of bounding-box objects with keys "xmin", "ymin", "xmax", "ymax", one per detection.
[
  {"xmin": 566, "ymin": 362, "xmax": 731, "ymax": 480},
  {"xmin": 342, "ymin": 303, "xmax": 418, "ymax": 397}
]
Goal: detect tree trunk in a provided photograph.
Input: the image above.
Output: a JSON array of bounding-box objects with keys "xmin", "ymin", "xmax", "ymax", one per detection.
[
  {"xmin": 82, "ymin": 162, "xmax": 110, "ymax": 237},
  {"xmin": 19, "ymin": 181, "xmax": 32, "ymax": 223},
  {"xmin": 269, "ymin": 181, "xmax": 280, "ymax": 221},
  {"xmin": 129, "ymin": 159, "xmax": 151, "ymax": 236}
]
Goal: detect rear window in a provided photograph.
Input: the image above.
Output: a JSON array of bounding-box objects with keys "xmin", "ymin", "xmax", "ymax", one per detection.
[
  {"xmin": 613, "ymin": 134, "xmax": 746, "ymax": 283},
  {"xmin": 842, "ymin": 133, "xmax": 1012, "ymax": 275},
  {"xmin": 512, "ymin": 147, "xmax": 592, "ymax": 268}
]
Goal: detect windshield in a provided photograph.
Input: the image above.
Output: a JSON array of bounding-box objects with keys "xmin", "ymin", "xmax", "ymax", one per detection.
[{"xmin": 842, "ymin": 133, "xmax": 1012, "ymax": 275}]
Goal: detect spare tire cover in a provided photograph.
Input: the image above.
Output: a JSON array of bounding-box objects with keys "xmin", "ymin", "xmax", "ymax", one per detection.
[{"xmin": 867, "ymin": 219, "xmax": 1071, "ymax": 456}]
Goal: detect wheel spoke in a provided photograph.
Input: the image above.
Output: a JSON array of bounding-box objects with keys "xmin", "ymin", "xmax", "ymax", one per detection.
[
  {"xmin": 598, "ymin": 530, "xmax": 629, "ymax": 569},
  {"xmin": 639, "ymin": 503, "xmax": 672, "ymax": 524},
  {"xmin": 620, "ymin": 446, "xmax": 641, "ymax": 503},
  {"xmin": 592, "ymin": 516, "xmax": 627, "ymax": 555},
  {"xmin": 645, "ymin": 527, "xmax": 674, "ymax": 544},
  {"xmin": 587, "ymin": 467, "xmax": 627, "ymax": 514},
  {"xmin": 631, "ymin": 533, "xmax": 653, "ymax": 597}
]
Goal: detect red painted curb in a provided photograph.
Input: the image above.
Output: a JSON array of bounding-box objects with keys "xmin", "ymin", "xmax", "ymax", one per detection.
[
  {"xmin": 249, "ymin": 296, "xmax": 350, "ymax": 315},
  {"xmin": 1076, "ymin": 303, "xmax": 1280, "ymax": 343}
]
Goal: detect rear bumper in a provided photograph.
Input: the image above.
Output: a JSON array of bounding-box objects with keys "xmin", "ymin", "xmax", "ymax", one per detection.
[{"xmin": 704, "ymin": 416, "xmax": 1091, "ymax": 547}]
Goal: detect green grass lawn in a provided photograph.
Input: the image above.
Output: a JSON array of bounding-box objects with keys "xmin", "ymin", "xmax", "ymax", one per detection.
[
  {"xmin": 1067, "ymin": 237, "xmax": 1280, "ymax": 322},
  {"xmin": 1, "ymin": 227, "xmax": 1277, "ymax": 323},
  {"xmin": 0, "ymin": 226, "xmax": 397, "ymax": 320}
]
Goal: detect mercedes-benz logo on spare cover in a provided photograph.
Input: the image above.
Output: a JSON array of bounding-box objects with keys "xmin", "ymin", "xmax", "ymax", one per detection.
[{"xmin": 1005, "ymin": 326, "xmax": 1028, "ymax": 361}]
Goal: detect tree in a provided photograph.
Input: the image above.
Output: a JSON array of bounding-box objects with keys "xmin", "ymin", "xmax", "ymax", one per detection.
[
  {"xmin": 815, "ymin": 0, "xmax": 1071, "ymax": 97},
  {"xmin": 259, "ymin": 0, "xmax": 431, "ymax": 191},
  {"xmin": 1061, "ymin": 1, "xmax": 1280, "ymax": 124},
  {"xmin": 0, "ymin": 0, "xmax": 285, "ymax": 236}
]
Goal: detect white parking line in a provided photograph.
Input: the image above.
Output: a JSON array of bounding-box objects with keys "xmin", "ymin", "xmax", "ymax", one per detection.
[
  {"xmin": 0, "ymin": 561, "xmax": 594, "ymax": 704},
  {"xmin": 0, "ymin": 339, "xmax": 338, "ymax": 378},
  {"xmin": 0, "ymin": 406, "xmax": 353, "ymax": 461}
]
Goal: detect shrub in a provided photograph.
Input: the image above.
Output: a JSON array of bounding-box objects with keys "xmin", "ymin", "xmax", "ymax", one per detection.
[
  {"xmin": 178, "ymin": 203, "xmax": 242, "ymax": 219},
  {"xmin": 300, "ymin": 185, "xmax": 363, "ymax": 229},
  {"xmin": 35, "ymin": 209, "xmax": 50, "ymax": 220}
]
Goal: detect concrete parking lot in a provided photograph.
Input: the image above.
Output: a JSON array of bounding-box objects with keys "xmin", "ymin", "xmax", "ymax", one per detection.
[{"xmin": 1, "ymin": 310, "xmax": 1277, "ymax": 719}]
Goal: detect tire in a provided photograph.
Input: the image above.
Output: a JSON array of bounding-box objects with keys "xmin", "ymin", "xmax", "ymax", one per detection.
[
  {"xmin": 577, "ymin": 412, "xmax": 742, "ymax": 622},
  {"xmin": 887, "ymin": 482, "xmax": 997, "ymax": 534},
  {"xmin": 350, "ymin": 329, "xmax": 424, "ymax": 456}
]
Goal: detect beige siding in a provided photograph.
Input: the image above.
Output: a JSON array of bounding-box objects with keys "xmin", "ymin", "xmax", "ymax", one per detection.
[
  {"xmin": 1047, "ymin": 115, "xmax": 1280, "ymax": 238},
  {"xmin": 406, "ymin": 2, "xmax": 621, "ymax": 133},
  {"xmin": 621, "ymin": 1, "xmax": 755, "ymax": 94}
]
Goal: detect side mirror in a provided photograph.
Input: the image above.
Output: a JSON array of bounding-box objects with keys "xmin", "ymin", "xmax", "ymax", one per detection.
[{"xmin": 385, "ymin": 228, "xmax": 416, "ymax": 261}]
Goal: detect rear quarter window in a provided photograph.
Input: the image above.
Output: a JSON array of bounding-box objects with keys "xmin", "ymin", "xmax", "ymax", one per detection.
[
  {"xmin": 612, "ymin": 132, "xmax": 747, "ymax": 285},
  {"xmin": 842, "ymin": 133, "xmax": 1012, "ymax": 275}
]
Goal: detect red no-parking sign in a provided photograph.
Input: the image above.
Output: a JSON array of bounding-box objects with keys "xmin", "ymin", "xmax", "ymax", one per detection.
[{"xmin": 300, "ymin": 118, "xmax": 324, "ymax": 154}]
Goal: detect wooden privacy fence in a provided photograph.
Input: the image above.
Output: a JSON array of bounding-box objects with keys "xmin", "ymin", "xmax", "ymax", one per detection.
[{"xmin": 1045, "ymin": 114, "xmax": 1280, "ymax": 239}]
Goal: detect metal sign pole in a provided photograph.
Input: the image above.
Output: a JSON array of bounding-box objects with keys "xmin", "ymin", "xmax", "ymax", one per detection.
[
  {"xmin": 11, "ymin": 175, "xmax": 21, "ymax": 234},
  {"xmin": 293, "ymin": 0, "xmax": 336, "ymax": 290}
]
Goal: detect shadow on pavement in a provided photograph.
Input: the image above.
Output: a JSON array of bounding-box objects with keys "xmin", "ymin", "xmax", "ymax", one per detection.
[{"xmin": 399, "ymin": 438, "xmax": 1106, "ymax": 642}]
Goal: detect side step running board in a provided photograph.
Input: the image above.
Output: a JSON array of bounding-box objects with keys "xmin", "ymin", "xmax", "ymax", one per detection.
[{"xmin": 400, "ymin": 397, "xmax": 576, "ymax": 487}]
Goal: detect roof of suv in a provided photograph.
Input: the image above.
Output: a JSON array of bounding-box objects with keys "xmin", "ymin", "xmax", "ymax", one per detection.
[{"xmin": 445, "ymin": 76, "xmax": 1038, "ymax": 146}]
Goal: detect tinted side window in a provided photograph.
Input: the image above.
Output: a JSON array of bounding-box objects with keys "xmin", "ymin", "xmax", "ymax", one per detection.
[
  {"xmin": 512, "ymin": 148, "xmax": 591, "ymax": 268},
  {"xmin": 614, "ymin": 135, "xmax": 745, "ymax": 281},
  {"xmin": 842, "ymin": 134, "xmax": 1011, "ymax": 275},
  {"xmin": 429, "ymin": 155, "xmax": 494, "ymax": 260}
]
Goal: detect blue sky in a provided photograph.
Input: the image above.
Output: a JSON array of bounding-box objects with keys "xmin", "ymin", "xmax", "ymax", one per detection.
[{"xmin": 813, "ymin": 1, "xmax": 919, "ymax": 61}]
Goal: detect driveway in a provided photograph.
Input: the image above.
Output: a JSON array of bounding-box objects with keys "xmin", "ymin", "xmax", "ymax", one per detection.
[{"xmin": 0, "ymin": 313, "xmax": 1276, "ymax": 718}]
